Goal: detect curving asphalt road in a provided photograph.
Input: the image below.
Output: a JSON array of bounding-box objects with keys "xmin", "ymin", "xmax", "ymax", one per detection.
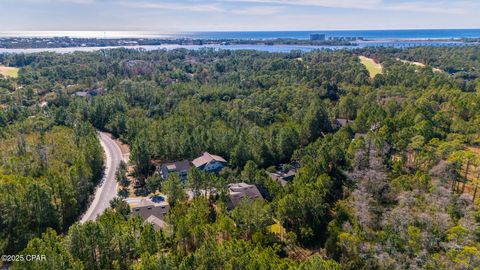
[{"xmin": 80, "ymin": 132, "xmax": 124, "ymax": 223}]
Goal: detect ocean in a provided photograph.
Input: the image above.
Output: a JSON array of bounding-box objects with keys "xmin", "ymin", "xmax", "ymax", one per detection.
[{"xmin": 1, "ymin": 29, "xmax": 480, "ymax": 40}]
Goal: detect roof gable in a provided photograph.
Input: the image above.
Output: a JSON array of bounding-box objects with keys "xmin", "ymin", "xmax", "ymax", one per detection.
[{"xmin": 192, "ymin": 152, "xmax": 227, "ymax": 167}]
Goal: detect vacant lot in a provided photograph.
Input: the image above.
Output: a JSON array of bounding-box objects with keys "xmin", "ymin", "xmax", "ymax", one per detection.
[
  {"xmin": 0, "ymin": 66, "xmax": 19, "ymax": 78},
  {"xmin": 397, "ymin": 58, "xmax": 443, "ymax": 73},
  {"xmin": 359, "ymin": 56, "xmax": 383, "ymax": 78}
]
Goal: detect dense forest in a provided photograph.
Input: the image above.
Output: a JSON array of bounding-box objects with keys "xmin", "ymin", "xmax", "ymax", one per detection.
[
  {"xmin": 0, "ymin": 120, "xmax": 103, "ymax": 255},
  {"xmin": 1, "ymin": 46, "xmax": 480, "ymax": 269}
]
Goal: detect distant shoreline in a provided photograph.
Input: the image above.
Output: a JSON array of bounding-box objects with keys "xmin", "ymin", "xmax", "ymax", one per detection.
[
  {"xmin": 0, "ymin": 41, "xmax": 477, "ymax": 55},
  {"xmin": 1, "ymin": 31, "xmax": 479, "ymax": 51},
  {"xmin": 1, "ymin": 29, "xmax": 480, "ymax": 40}
]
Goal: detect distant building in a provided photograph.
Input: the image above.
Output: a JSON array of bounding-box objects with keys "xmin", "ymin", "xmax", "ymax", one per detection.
[
  {"xmin": 310, "ymin": 33, "xmax": 326, "ymax": 41},
  {"xmin": 74, "ymin": 91, "xmax": 91, "ymax": 98},
  {"xmin": 370, "ymin": 122, "xmax": 381, "ymax": 131},
  {"xmin": 192, "ymin": 152, "xmax": 227, "ymax": 173},
  {"xmin": 334, "ymin": 118, "xmax": 352, "ymax": 129},
  {"xmin": 74, "ymin": 88, "xmax": 105, "ymax": 98},
  {"xmin": 267, "ymin": 169, "xmax": 296, "ymax": 187},
  {"xmin": 267, "ymin": 164, "xmax": 297, "ymax": 186},
  {"xmin": 89, "ymin": 88, "xmax": 106, "ymax": 96},
  {"xmin": 227, "ymin": 182, "xmax": 263, "ymax": 209},
  {"xmin": 159, "ymin": 160, "xmax": 191, "ymax": 182},
  {"xmin": 327, "ymin": 36, "xmax": 363, "ymax": 42}
]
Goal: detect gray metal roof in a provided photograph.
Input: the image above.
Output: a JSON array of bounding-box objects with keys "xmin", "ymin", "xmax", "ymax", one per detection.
[{"xmin": 228, "ymin": 182, "xmax": 263, "ymax": 208}]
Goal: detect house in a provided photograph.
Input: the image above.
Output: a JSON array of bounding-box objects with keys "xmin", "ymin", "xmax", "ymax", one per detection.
[
  {"xmin": 159, "ymin": 160, "xmax": 191, "ymax": 182},
  {"xmin": 267, "ymin": 164, "xmax": 297, "ymax": 186},
  {"xmin": 334, "ymin": 118, "xmax": 351, "ymax": 129},
  {"xmin": 192, "ymin": 152, "xmax": 227, "ymax": 173},
  {"xmin": 73, "ymin": 88, "xmax": 105, "ymax": 99},
  {"xmin": 267, "ymin": 168, "xmax": 296, "ymax": 187},
  {"xmin": 354, "ymin": 133, "xmax": 367, "ymax": 140},
  {"xmin": 89, "ymin": 88, "xmax": 106, "ymax": 96},
  {"xmin": 74, "ymin": 91, "xmax": 91, "ymax": 98},
  {"xmin": 129, "ymin": 196, "xmax": 170, "ymax": 225},
  {"xmin": 370, "ymin": 123, "xmax": 381, "ymax": 131},
  {"xmin": 227, "ymin": 182, "xmax": 263, "ymax": 209}
]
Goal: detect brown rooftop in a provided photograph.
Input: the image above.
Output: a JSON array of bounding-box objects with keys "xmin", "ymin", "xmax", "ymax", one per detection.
[{"xmin": 192, "ymin": 152, "xmax": 227, "ymax": 168}]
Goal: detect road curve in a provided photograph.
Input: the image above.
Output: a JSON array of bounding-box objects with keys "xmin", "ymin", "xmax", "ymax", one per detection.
[{"xmin": 80, "ymin": 132, "xmax": 124, "ymax": 223}]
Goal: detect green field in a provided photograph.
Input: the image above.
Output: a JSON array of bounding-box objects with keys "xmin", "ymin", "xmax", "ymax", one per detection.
[
  {"xmin": 0, "ymin": 66, "xmax": 19, "ymax": 78},
  {"xmin": 359, "ymin": 56, "xmax": 383, "ymax": 78}
]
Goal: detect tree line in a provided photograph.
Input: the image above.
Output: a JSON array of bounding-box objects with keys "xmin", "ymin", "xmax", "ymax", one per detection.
[{"xmin": 1, "ymin": 46, "xmax": 480, "ymax": 269}]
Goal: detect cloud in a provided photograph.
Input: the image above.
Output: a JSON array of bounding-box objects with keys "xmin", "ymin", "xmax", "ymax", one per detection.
[
  {"xmin": 222, "ymin": 0, "xmax": 382, "ymax": 9},
  {"xmin": 1, "ymin": 0, "xmax": 99, "ymax": 4},
  {"xmin": 383, "ymin": 1, "xmax": 473, "ymax": 14},
  {"xmin": 12, "ymin": 0, "xmax": 478, "ymax": 15},
  {"xmin": 26, "ymin": 0, "xmax": 97, "ymax": 3},
  {"xmin": 63, "ymin": 0, "xmax": 96, "ymax": 3},
  {"xmin": 118, "ymin": 0, "xmax": 283, "ymax": 14},
  {"xmin": 222, "ymin": 0, "xmax": 477, "ymax": 14},
  {"xmin": 119, "ymin": 1, "xmax": 224, "ymax": 12},
  {"xmin": 386, "ymin": 4, "xmax": 465, "ymax": 14},
  {"xmin": 4, "ymin": 0, "xmax": 479, "ymax": 32},
  {"xmin": 232, "ymin": 6, "xmax": 284, "ymax": 15}
]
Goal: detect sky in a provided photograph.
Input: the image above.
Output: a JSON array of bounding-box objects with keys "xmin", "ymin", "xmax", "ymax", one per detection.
[{"xmin": 0, "ymin": 0, "xmax": 479, "ymax": 31}]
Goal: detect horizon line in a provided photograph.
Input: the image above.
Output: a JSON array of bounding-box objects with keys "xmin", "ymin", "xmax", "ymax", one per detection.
[{"xmin": 2, "ymin": 27, "xmax": 480, "ymax": 33}]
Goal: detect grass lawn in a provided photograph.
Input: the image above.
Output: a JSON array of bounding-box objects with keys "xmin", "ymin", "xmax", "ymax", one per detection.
[
  {"xmin": 0, "ymin": 66, "xmax": 20, "ymax": 78},
  {"xmin": 269, "ymin": 223, "xmax": 283, "ymax": 234},
  {"xmin": 359, "ymin": 56, "xmax": 383, "ymax": 78},
  {"xmin": 268, "ymin": 219, "xmax": 286, "ymax": 237}
]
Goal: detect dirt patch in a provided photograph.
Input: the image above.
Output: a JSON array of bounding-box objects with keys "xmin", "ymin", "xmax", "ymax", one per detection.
[
  {"xmin": 397, "ymin": 58, "xmax": 443, "ymax": 73},
  {"xmin": 116, "ymin": 139, "xmax": 130, "ymax": 162},
  {"xmin": 0, "ymin": 66, "xmax": 19, "ymax": 78},
  {"xmin": 467, "ymin": 146, "xmax": 480, "ymax": 156}
]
